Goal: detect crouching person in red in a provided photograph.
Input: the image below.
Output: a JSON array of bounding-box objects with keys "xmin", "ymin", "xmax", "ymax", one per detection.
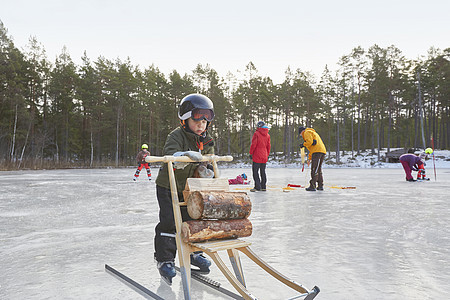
[{"xmin": 399, "ymin": 153, "xmax": 424, "ymax": 182}]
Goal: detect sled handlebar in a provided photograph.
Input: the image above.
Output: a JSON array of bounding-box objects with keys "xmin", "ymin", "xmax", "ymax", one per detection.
[{"xmin": 145, "ymin": 155, "xmax": 233, "ymax": 163}]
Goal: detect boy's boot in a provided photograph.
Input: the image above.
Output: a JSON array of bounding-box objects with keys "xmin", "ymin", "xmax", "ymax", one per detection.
[
  {"xmin": 190, "ymin": 253, "xmax": 211, "ymax": 274},
  {"xmin": 419, "ymin": 170, "xmax": 429, "ymax": 180},
  {"xmin": 417, "ymin": 169, "xmax": 424, "ymax": 180},
  {"xmin": 306, "ymin": 185, "xmax": 316, "ymax": 191},
  {"xmin": 157, "ymin": 261, "xmax": 176, "ymax": 285},
  {"xmin": 134, "ymin": 169, "xmax": 140, "ymax": 181}
]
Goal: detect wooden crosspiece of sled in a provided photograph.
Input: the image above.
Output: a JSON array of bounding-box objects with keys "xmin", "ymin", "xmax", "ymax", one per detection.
[{"xmin": 145, "ymin": 155, "xmax": 320, "ymax": 300}]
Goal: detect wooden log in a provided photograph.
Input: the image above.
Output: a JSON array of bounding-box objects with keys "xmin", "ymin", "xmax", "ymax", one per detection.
[
  {"xmin": 182, "ymin": 178, "xmax": 229, "ymax": 201},
  {"xmin": 181, "ymin": 219, "xmax": 252, "ymax": 243},
  {"xmin": 186, "ymin": 191, "xmax": 251, "ymax": 220}
]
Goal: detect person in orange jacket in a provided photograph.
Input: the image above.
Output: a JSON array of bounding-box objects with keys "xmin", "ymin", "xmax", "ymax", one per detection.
[
  {"xmin": 249, "ymin": 121, "xmax": 271, "ymax": 192},
  {"xmin": 299, "ymin": 126, "xmax": 326, "ymax": 191}
]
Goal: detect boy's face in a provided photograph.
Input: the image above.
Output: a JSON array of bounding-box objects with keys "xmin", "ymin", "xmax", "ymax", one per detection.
[{"xmin": 187, "ymin": 118, "xmax": 207, "ymax": 135}]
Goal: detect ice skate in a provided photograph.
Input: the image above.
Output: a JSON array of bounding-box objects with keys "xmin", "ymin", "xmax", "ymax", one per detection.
[
  {"xmin": 190, "ymin": 253, "xmax": 211, "ymax": 274},
  {"xmin": 157, "ymin": 261, "xmax": 176, "ymax": 285}
]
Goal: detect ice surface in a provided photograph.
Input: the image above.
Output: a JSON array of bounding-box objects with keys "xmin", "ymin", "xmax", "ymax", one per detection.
[{"xmin": 1, "ymin": 166, "xmax": 449, "ymax": 299}]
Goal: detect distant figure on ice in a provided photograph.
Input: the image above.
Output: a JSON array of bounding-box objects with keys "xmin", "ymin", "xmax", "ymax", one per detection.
[
  {"xmin": 154, "ymin": 94, "xmax": 215, "ymax": 285},
  {"xmin": 399, "ymin": 152, "xmax": 427, "ymax": 182},
  {"xmin": 133, "ymin": 144, "xmax": 152, "ymax": 181},
  {"xmin": 228, "ymin": 173, "xmax": 250, "ymax": 185},
  {"xmin": 299, "ymin": 126, "xmax": 326, "ymax": 191},
  {"xmin": 249, "ymin": 121, "xmax": 271, "ymax": 192},
  {"xmin": 400, "ymin": 148, "xmax": 433, "ymax": 181}
]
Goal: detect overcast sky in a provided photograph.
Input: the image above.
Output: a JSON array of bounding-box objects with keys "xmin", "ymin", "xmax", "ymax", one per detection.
[{"xmin": 1, "ymin": 0, "xmax": 449, "ymax": 83}]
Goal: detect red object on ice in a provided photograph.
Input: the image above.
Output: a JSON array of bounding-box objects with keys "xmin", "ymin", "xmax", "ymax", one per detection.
[{"xmin": 287, "ymin": 184, "xmax": 303, "ymax": 188}]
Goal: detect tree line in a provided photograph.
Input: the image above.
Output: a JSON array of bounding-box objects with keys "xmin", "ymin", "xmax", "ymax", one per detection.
[{"xmin": 1, "ymin": 21, "xmax": 449, "ymax": 170}]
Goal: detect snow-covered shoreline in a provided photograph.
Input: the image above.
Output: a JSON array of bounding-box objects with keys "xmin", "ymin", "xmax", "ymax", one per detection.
[{"xmin": 226, "ymin": 149, "xmax": 450, "ymax": 169}]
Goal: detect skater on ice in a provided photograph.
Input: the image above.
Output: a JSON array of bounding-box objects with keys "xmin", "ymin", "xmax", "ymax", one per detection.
[
  {"xmin": 249, "ymin": 121, "xmax": 271, "ymax": 192},
  {"xmin": 299, "ymin": 126, "xmax": 326, "ymax": 191},
  {"xmin": 153, "ymin": 93, "xmax": 215, "ymax": 284},
  {"xmin": 133, "ymin": 144, "xmax": 152, "ymax": 181}
]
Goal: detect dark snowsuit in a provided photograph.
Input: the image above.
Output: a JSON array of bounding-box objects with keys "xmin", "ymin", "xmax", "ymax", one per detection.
[{"xmin": 154, "ymin": 126, "xmax": 214, "ymax": 263}]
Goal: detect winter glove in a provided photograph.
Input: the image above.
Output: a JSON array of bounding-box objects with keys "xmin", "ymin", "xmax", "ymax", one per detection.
[
  {"xmin": 312, "ymin": 139, "xmax": 317, "ymax": 146},
  {"xmin": 184, "ymin": 151, "xmax": 203, "ymax": 162},
  {"xmin": 249, "ymin": 154, "xmax": 253, "ymax": 160},
  {"xmin": 173, "ymin": 151, "xmax": 203, "ymax": 169},
  {"xmin": 196, "ymin": 165, "xmax": 214, "ymax": 178},
  {"xmin": 300, "ymin": 143, "xmax": 305, "ymax": 149}
]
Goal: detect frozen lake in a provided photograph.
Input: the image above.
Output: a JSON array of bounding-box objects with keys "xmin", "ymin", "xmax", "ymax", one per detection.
[{"xmin": 1, "ymin": 166, "xmax": 449, "ymax": 299}]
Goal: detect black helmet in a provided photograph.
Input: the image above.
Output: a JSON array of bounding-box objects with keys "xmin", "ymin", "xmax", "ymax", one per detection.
[
  {"xmin": 298, "ymin": 126, "xmax": 306, "ymax": 134},
  {"xmin": 178, "ymin": 94, "xmax": 214, "ymax": 121},
  {"xmin": 256, "ymin": 121, "xmax": 265, "ymax": 128}
]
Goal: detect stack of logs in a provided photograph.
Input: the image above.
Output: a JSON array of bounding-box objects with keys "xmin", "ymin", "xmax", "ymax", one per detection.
[{"xmin": 181, "ymin": 190, "xmax": 253, "ymax": 243}]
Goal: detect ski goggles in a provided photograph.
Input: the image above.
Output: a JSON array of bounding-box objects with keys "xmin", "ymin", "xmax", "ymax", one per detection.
[{"xmin": 191, "ymin": 108, "xmax": 214, "ymax": 122}]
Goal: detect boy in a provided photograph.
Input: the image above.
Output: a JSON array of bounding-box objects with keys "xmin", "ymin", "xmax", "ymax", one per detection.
[
  {"xmin": 154, "ymin": 93, "xmax": 215, "ymax": 285},
  {"xmin": 133, "ymin": 144, "xmax": 152, "ymax": 181},
  {"xmin": 299, "ymin": 126, "xmax": 327, "ymax": 191},
  {"xmin": 417, "ymin": 148, "xmax": 433, "ymax": 180}
]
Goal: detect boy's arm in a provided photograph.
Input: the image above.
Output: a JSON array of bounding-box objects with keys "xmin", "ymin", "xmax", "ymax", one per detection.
[
  {"xmin": 163, "ymin": 132, "xmax": 184, "ymax": 155},
  {"xmin": 136, "ymin": 151, "xmax": 144, "ymax": 162}
]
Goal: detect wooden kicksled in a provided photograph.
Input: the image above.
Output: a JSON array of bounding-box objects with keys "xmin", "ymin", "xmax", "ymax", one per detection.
[{"xmin": 146, "ymin": 155, "xmax": 320, "ymax": 300}]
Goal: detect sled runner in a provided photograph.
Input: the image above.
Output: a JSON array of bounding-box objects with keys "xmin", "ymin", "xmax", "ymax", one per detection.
[{"xmin": 144, "ymin": 154, "xmax": 320, "ymax": 300}]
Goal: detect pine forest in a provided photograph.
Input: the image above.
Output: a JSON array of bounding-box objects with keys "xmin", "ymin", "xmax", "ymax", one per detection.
[{"xmin": 0, "ymin": 21, "xmax": 449, "ymax": 170}]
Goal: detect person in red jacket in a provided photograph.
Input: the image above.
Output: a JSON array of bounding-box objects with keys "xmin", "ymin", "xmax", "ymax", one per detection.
[{"xmin": 249, "ymin": 121, "xmax": 271, "ymax": 192}]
